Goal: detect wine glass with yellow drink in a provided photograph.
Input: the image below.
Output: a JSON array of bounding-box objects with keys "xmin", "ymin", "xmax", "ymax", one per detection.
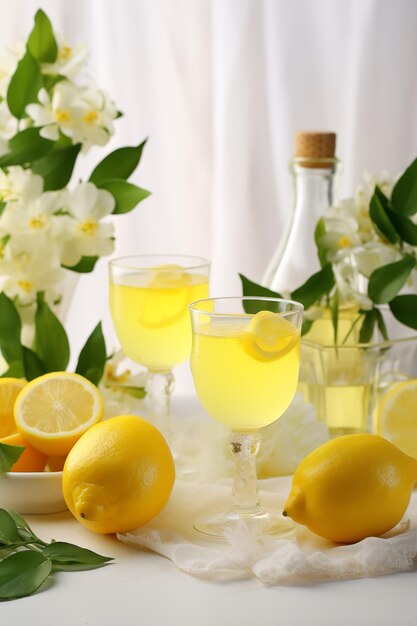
[
  {"xmin": 190, "ymin": 296, "xmax": 303, "ymax": 539},
  {"xmin": 109, "ymin": 255, "xmax": 210, "ymax": 451}
]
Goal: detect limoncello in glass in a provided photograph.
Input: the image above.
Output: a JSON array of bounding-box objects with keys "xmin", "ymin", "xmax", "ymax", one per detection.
[
  {"xmin": 191, "ymin": 314, "xmax": 300, "ymax": 430},
  {"xmin": 190, "ymin": 297, "xmax": 303, "ymax": 540},
  {"xmin": 110, "ymin": 266, "xmax": 208, "ymax": 371}
]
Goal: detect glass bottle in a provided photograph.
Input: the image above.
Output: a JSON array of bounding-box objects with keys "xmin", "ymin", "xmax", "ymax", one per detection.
[{"xmin": 263, "ymin": 131, "xmax": 340, "ymax": 292}]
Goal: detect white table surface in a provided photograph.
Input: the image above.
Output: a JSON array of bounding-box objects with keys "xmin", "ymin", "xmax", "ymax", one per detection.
[{"xmin": 3, "ymin": 393, "xmax": 417, "ymax": 625}]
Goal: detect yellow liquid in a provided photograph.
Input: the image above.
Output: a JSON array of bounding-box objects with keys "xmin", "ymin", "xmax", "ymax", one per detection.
[
  {"xmin": 191, "ymin": 318, "xmax": 300, "ymax": 430},
  {"xmin": 300, "ymin": 381, "xmax": 371, "ymax": 435},
  {"xmin": 300, "ymin": 306, "xmax": 372, "ymax": 434},
  {"xmin": 110, "ymin": 271, "xmax": 208, "ymax": 371}
]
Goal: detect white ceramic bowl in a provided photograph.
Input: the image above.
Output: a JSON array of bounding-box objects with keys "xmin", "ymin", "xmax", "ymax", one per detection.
[{"xmin": 0, "ymin": 471, "xmax": 67, "ymax": 514}]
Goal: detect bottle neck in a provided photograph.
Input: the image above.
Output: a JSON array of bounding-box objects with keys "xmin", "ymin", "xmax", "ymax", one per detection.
[{"xmin": 291, "ymin": 157, "xmax": 340, "ymax": 214}]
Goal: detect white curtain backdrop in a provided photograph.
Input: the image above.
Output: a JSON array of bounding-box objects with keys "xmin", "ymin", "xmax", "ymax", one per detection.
[{"xmin": 1, "ymin": 0, "xmax": 417, "ymax": 391}]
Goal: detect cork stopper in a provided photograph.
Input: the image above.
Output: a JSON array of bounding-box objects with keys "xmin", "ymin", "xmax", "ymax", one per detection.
[{"xmin": 295, "ymin": 131, "xmax": 336, "ymax": 167}]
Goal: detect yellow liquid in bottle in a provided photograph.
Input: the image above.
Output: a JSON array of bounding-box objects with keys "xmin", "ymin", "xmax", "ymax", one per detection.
[
  {"xmin": 110, "ymin": 268, "xmax": 209, "ymax": 371},
  {"xmin": 191, "ymin": 316, "xmax": 300, "ymax": 430}
]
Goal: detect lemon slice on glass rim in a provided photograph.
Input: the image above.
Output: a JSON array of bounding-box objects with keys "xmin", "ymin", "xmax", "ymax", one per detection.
[
  {"xmin": 377, "ymin": 378, "xmax": 417, "ymax": 459},
  {"xmin": 14, "ymin": 372, "xmax": 104, "ymax": 456},
  {"xmin": 242, "ymin": 310, "xmax": 300, "ymax": 362}
]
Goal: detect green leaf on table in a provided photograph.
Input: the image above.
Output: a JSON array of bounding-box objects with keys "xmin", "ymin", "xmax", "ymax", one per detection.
[
  {"xmin": 369, "ymin": 187, "xmax": 400, "ymax": 244},
  {"xmin": 22, "ymin": 346, "xmax": 47, "ymax": 381},
  {"xmin": 75, "ymin": 322, "xmax": 106, "ymax": 385},
  {"xmin": 368, "ymin": 256, "xmax": 416, "ymax": 304},
  {"xmin": 89, "ymin": 139, "xmax": 147, "ymax": 184},
  {"xmin": 7, "ymin": 50, "xmax": 42, "ymax": 119},
  {"xmin": 0, "ymin": 444, "xmax": 25, "ymax": 476},
  {"xmin": 63, "ymin": 255, "xmax": 99, "ymax": 273},
  {"xmin": 359, "ymin": 309, "xmax": 377, "ymax": 343},
  {"xmin": 291, "ymin": 263, "xmax": 335, "ymax": 309},
  {"xmin": 0, "ymin": 293, "xmax": 23, "ymax": 366},
  {"xmin": 385, "ymin": 206, "xmax": 417, "ymax": 245},
  {"xmin": 27, "ymin": 9, "xmax": 58, "ymax": 63},
  {"xmin": 0, "ymin": 509, "xmax": 19, "ymax": 543},
  {"xmin": 391, "ymin": 155, "xmax": 417, "ymax": 216},
  {"xmin": 42, "ymin": 542, "xmax": 113, "ymax": 571},
  {"xmin": 34, "ymin": 296, "xmax": 70, "ymax": 371},
  {"xmin": 31, "ymin": 143, "xmax": 81, "ymax": 190},
  {"xmin": 389, "ymin": 295, "xmax": 417, "ymax": 330},
  {"xmin": 239, "ymin": 274, "xmax": 282, "ymax": 313},
  {"xmin": 96, "ymin": 178, "xmax": 151, "ymax": 214},
  {"xmin": 314, "ymin": 217, "xmax": 328, "ymax": 267},
  {"xmin": 0, "ymin": 128, "xmax": 54, "ymax": 167},
  {"xmin": 0, "ymin": 550, "xmax": 51, "ymax": 600}
]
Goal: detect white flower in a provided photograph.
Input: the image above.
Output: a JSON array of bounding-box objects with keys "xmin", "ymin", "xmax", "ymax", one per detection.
[
  {"xmin": 0, "ymin": 235, "xmax": 63, "ymax": 305},
  {"xmin": 0, "ymin": 166, "xmax": 43, "ymax": 204},
  {"xmin": 0, "ymin": 191, "xmax": 63, "ymax": 240},
  {"xmin": 60, "ymin": 182, "xmax": 115, "ymax": 266},
  {"xmin": 0, "ymin": 102, "xmax": 17, "ymax": 143},
  {"xmin": 42, "ymin": 36, "xmax": 88, "ymax": 79},
  {"xmin": 26, "ymin": 81, "xmax": 117, "ymax": 150},
  {"xmin": 320, "ymin": 210, "xmax": 361, "ymax": 260},
  {"xmin": 63, "ymin": 82, "xmax": 117, "ymax": 151},
  {"xmin": 351, "ymin": 242, "xmax": 399, "ymax": 278}
]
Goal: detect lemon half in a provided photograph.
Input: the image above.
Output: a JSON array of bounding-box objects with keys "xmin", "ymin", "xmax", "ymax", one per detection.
[
  {"xmin": 14, "ymin": 372, "xmax": 104, "ymax": 456},
  {"xmin": 378, "ymin": 379, "xmax": 417, "ymax": 459}
]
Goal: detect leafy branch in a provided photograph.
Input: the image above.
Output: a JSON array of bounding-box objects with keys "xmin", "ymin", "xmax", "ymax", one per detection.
[{"xmin": 0, "ymin": 509, "xmax": 113, "ymax": 600}]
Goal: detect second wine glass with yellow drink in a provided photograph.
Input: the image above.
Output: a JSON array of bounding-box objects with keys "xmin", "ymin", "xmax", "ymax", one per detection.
[
  {"xmin": 190, "ymin": 296, "xmax": 303, "ymax": 539},
  {"xmin": 109, "ymin": 255, "xmax": 210, "ymax": 457}
]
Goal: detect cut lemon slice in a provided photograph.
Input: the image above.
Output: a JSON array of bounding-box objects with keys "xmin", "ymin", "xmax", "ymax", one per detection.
[
  {"xmin": 149, "ymin": 264, "xmax": 192, "ymax": 288},
  {"xmin": 378, "ymin": 379, "xmax": 417, "ymax": 459},
  {"xmin": 0, "ymin": 378, "xmax": 26, "ymax": 438},
  {"xmin": 242, "ymin": 310, "xmax": 300, "ymax": 362},
  {"xmin": 139, "ymin": 265, "xmax": 192, "ymax": 329},
  {"xmin": 14, "ymin": 372, "xmax": 104, "ymax": 456}
]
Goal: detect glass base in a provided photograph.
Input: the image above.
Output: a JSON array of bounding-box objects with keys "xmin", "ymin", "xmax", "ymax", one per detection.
[{"xmin": 194, "ymin": 509, "xmax": 296, "ymax": 542}]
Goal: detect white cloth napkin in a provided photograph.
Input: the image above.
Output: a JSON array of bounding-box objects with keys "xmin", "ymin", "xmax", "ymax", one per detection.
[{"xmin": 118, "ymin": 476, "xmax": 417, "ymax": 585}]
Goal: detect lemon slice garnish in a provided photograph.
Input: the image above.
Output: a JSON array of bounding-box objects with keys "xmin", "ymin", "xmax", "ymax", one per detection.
[
  {"xmin": 139, "ymin": 265, "xmax": 192, "ymax": 329},
  {"xmin": 378, "ymin": 379, "xmax": 417, "ymax": 459},
  {"xmin": 242, "ymin": 310, "xmax": 299, "ymax": 362}
]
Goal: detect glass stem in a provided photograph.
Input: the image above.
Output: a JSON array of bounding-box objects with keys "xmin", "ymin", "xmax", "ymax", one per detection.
[
  {"xmin": 229, "ymin": 430, "xmax": 263, "ymax": 516},
  {"xmin": 146, "ymin": 370, "xmax": 175, "ymax": 444}
]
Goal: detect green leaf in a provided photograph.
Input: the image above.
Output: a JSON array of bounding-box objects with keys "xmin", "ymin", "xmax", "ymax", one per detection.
[
  {"xmin": 34, "ymin": 297, "xmax": 70, "ymax": 371},
  {"xmin": 385, "ymin": 206, "xmax": 417, "ymax": 245},
  {"xmin": 301, "ymin": 320, "xmax": 313, "ymax": 336},
  {"xmin": 314, "ymin": 217, "xmax": 328, "ymax": 267},
  {"xmin": 330, "ymin": 288, "xmax": 339, "ymax": 345},
  {"xmin": 0, "ymin": 509, "xmax": 19, "ymax": 543},
  {"xmin": 0, "ymin": 550, "xmax": 51, "ymax": 600},
  {"xmin": 368, "ymin": 256, "xmax": 416, "ymax": 304},
  {"xmin": 89, "ymin": 140, "xmax": 147, "ymax": 184},
  {"xmin": 122, "ymin": 386, "xmax": 147, "ymax": 399},
  {"xmin": 369, "ymin": 187, "xmax": 400, "ymax": 244},
  {"xmin": 0, "ymin": 361, "xmax": 24, "ymax": 378},
  {"xmin": 359, "ymin": 309, "xmax": 377, "ymax": 343},
  {"xmin": 0, "ymin": 293, "xmax": 23, "ymax": 365},
  {"xmin": 31, "ymin": 143, "xmax": 81, "ymax": 190},
  {"xmin": 391, "ymin": 156, "xmax": 417, "ymax": 216},
  {"xmin": 7, "ymin": 50, "xmax": 42, "ymax": 119},
  {"xmin": 42, "ymin": 541, "xmax": 113, "ymax": 571},
  {"xmin": 27, "ymin": 9, "xmax": 58, "ymax": 63},
  {"xmin": 96, "ymin": 179, "xmax": 151, "ymax": 214},
  {"xmin": 22, "ymin": 346, "xmax": 47, "ymax": 381},
  {"xmin": 374, "ymin": 308, "xmax": 389, "ymax": 340},
  {"xmin": 389, "ymin": 295, "xmax": 417, "ymax": 330},
  {"xmin": 0, "ymin": 127, "xmax": 54, "ymax": 167},
  {"xmin": 239, "ymin": 274, "xmax": 283, "ymax": 313},
  {"xmin": 0, "ymin": 444, "xmax": 25, "ymax": 476},
  {"xmin": 291, "ymin": 264, "xmax": 335, "ymax": 309},
  {"xmin": 75, "ymin": 323, "xmax": 106, "ymax": 385},
  {"xmin": 63, "ymin": 255, "xmax": 99, "ymax": 273},
  {"xmin": 42, "ymin": 74, "xmax": 65, "ymax": 92}
]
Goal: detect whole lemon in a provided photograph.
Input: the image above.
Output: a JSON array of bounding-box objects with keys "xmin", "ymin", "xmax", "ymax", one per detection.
[
  {"xmin": 62, "ymin": 415, "xmax": 175, "ymax": 534},
  {"xmin": 283, "ymin": 434, "xmax": 417, "ymax": 543}
]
